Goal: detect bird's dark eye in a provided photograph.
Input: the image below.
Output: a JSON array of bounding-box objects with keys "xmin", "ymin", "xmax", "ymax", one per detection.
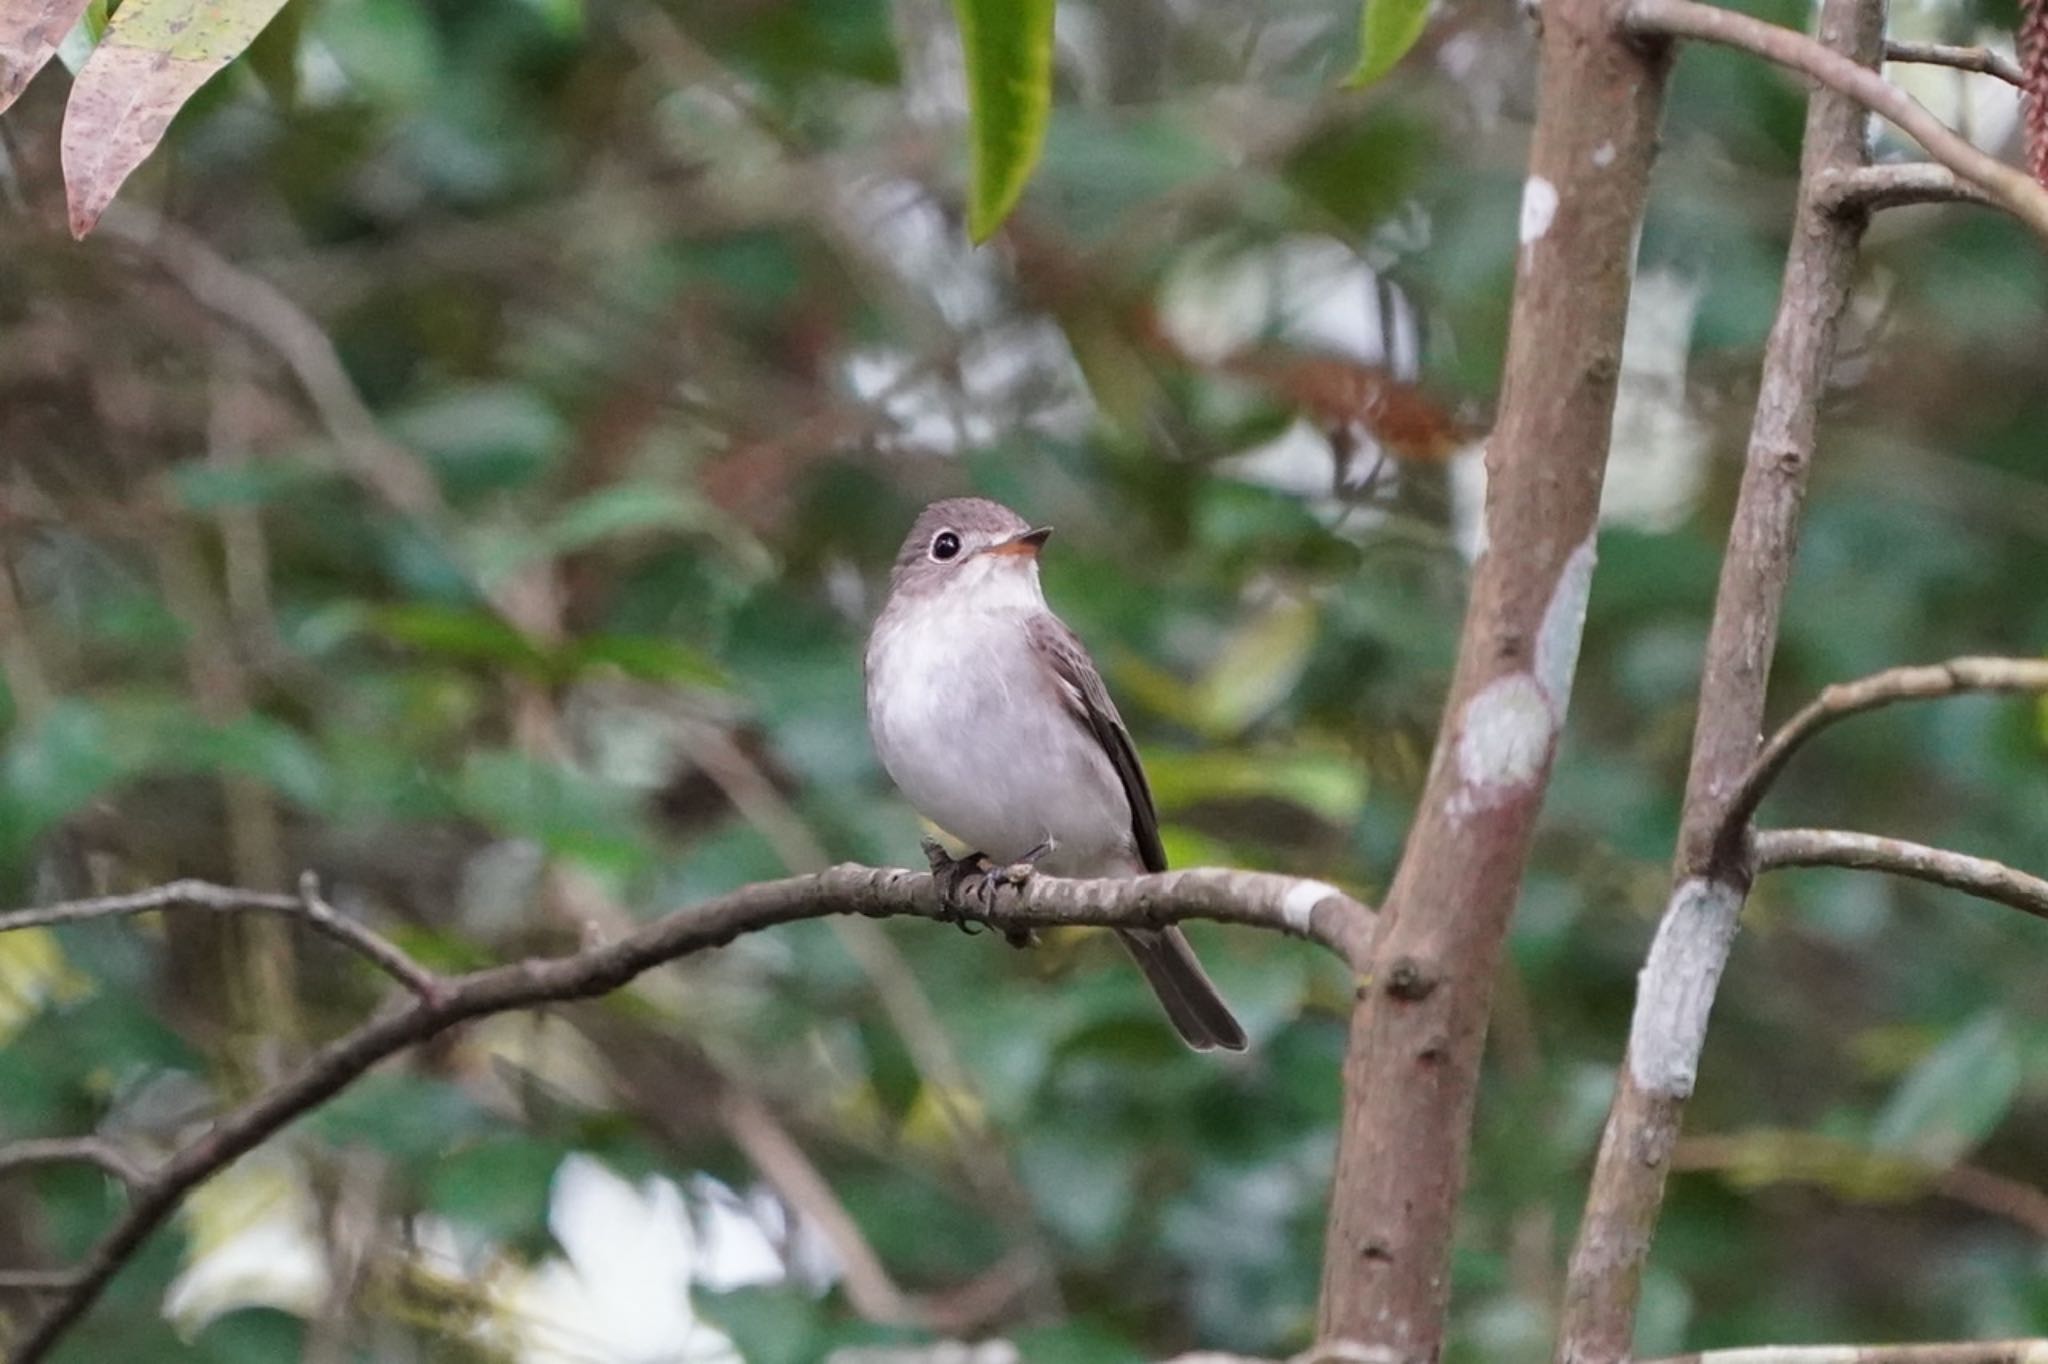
[{"xmin": 930, "ymin": 530, "xmax": 962, "ymax": 562}]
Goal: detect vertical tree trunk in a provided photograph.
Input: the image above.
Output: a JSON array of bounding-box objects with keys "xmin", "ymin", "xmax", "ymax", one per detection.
[
  {"xmin": 1315, "ymin": 0, "xmax": 1671, "ymax": 1354},
  {"xmin": 1555, "ymin": 0, "xmax": 1885, "ymax": 1357}
]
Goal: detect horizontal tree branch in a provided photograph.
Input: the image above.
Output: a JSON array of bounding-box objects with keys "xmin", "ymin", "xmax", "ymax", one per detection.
[
  {"xmin": 1884, "ymin": 39, "xmax": 2026, "ymax": 87},
  {"xmin": 1623, "ymin": 0, "xmax": 2048, "ymax": 241},
  {"xmin": 0, "ymin": 862, "xmax": 1373, "ymax": 1362},
  {"xmin": 0, "ymin": 1272, "xmax": 81, "ymax": 1296},
  {"xmin": 1641, "ymin": 1342, "xmax": 2048, "ymax": 1364},
  {"xmin": 1672, "ymin": 1130, "xmax": 2048, "ymax": 1239},
  {"xmin": 1816, "ymin": 163, "xmax": 2001, "ymax": 215},
  {"xmin": 1755, "ymin": 828, "xmax": 2048, "ymax": 923},
  {"xmin": 0, "ymin": 1139, "xmax": 146, "ymax": 1191},
  {"xmin": 1716, "ymin": 658, "xmax": 2048, "ymax": 868},
  {"xmin": 0, "ymin": 875, "xmax": 443, "ymax": 1000}
]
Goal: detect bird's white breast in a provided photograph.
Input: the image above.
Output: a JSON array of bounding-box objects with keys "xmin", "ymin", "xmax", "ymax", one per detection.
[{"xmin": 865, "ymin": 592, "xmax": 1135, "ymax": 876}]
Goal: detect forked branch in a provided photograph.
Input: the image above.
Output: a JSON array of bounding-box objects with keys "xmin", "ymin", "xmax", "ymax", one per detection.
[
  {"xmin": 0, "ymin": 875, "xmax": 444, "ymax": 1000},
  {"xmin": 1625, "ymin": 0, "xmax": 2048, "ymax": 240},
  {"xmin": 1884, "ymin": 39, "xmax": 2026, "ymax": 86},
  {"xmin": 0, "ymin": 863, "xmax": 1372, "ymax": 1362},
  {"xmin": 1719, "ymin": 658, "xmax": 2048, "ymax": 864}
]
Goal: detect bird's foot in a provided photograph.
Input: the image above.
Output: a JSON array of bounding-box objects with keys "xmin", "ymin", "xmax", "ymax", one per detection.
[
  {"xmin": 921, "ymin": 837, "xmax": 994, "ymax": 934},
  {"xmin": 921, "ymin": 837, "xmax": 1058, "ymax": 939},
  {"xmin": 994, "ymin": 840, "xmax": 1055, "ymax": 948}
]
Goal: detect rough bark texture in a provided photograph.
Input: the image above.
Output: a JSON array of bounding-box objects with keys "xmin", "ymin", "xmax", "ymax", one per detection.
[
  {"xmin": 1553, "ymin": 0, "xmax": 1883, "ymax": 1357},
  {"xmin": 1312, "ymin": 0, "xmax": 1670, "ymax": 1354}
]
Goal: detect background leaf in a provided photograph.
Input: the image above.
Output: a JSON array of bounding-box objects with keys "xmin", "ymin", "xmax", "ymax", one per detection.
[
  {"xmin": 0, "ymin": 0, "xmax": 93, "ymax": 111},
  {"xmin": 1871, "ymin": 1012, "xmax": 2022, "ymax": 1166},
  {"xmin": 951, "ymin": 0, "xmax": 1054, "ymax": 241},
  {"xmin": 1349, "ymin": 0, "xmax": 1432, "ymax": 87}
]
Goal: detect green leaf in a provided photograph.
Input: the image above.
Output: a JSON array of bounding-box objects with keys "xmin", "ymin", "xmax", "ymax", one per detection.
[
  {"xmin": 1871, "ymin": 1012, "xmax": 2020, "ymax": 1165},
  {"xmin": 1193, "ymin": 596, "xmax": 1318, "ymax": 738},
  {"xmin": 242, "ymin": 0, "xmax": 311, "ymax": 107},
  {"xmin": 566, "ymin": 635, "xmax": 729, "ymax": 688},
  {"xmin": 0, "ymin": 703, "xmax": 124, "ymax": 849},
  {"xmin": 168, "ymin": 456, "xmax": 328, "ymax": 510},
  {"xmin": 425, "ymin": 1134, "xmax": 563, "ymax": 1244},
  {"xmin": 366, "ymin": 604, "xmax": 550, "ymax": 673},
  {"xmin": 309, "ymin": 1073, "xmax": 491, "ymax": 1168},
  {"xmin": 1348, "ymin": 0, "xmax": 1432, "ymax": 88},
  {"xmin": 1144, "ymin": 748, "xmax": 1367, "ymax": 825},
  {"xmin": 457, "ymin": 748, "xmax": 652, "ymax": 871},
  {"xmin": 540, "ymin": 484, "xmax": 707, "ymax": 557},
  {"xmin": 701, "ymin": 1288, "xmax": 828, "ymax": 1364},
  {"xmin": 951, "ymin": 0, "xmax": 1054, "ymax": 241}
]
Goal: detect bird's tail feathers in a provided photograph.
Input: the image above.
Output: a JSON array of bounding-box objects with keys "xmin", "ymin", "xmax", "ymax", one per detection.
[{"xmin": 1115, "ymin": 927, "xmax": 1247, "ymax": 1052}]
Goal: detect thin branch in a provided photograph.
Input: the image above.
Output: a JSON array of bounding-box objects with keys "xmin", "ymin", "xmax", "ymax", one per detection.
[
  {"xmin": 0, "ymin": 1272, "xmax": 81, "ymax": 1296},
  {"xmin": 1672, "ymin": 1130, "xmax": 2048, "ymax": 1240},
  {"xmin": 0, "ymin": 1140, "xmax": 145, "ymax": 1190},
  {"xmin": 1557, "ymin": 0, "xmax": 1882, "ymax": 1354},
  {"xmin": 1754, "ymin": 828, "xmax": 2048, "ymax": 923},
  {"xmin": 1817, "ymin": 163, "xmax": 2001, "ymax": 214},
  {"xmin": 0, "ymin": 876, "xmax": 444, "ymax": 1001},
  {"xmin": 1884, "ymin": 39, "xmax": 2026, "ymax": 86},
  {"xmin": 716, "ymin": 1086, "xmax": 1035, "ymax": 1333},
  {"xmin": 1641, "ymin": 1342, "xmax": 2048, "ymax": 1364},
  {"xmin": 96, "ymin": 208, "xmax": 441, "ymax": 520},
  {"xmin": 0, "ymin": 864, "xmax": 1372, "ymax": 1362},
  {"xmin": 1720, "ymin": 658, "xmax": 2048, "ymax": 860},
  {"xmin": 1625, "ymin": 0, "xmax": 2048, "ymax": 241},
  {"xmin": 1159, "ymin": 1347, "xmax": 1404, "ymax": 1364}
]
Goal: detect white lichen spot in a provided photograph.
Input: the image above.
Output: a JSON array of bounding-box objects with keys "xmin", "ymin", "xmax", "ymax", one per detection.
[
  {"xmin": 1455, "ymin": 673, "xmax": 1554, "ymax": 796},
  {"xmin": 1280, "ymin": 878, "xmax": 1341, "ymax": 932},
  {"xmin": 1627, "ymin": 878, "xmax": 1745, "ymax": 1097},
  {"xmin": 1519, "ymin": 176, "xmax": 1558, "ymax": 247},
  {"xmin": 1536, "ymin": 533, "xmax": 1598, "ymax": 714},
  {"xmin": 1591, "ymin": 141, "xmax": 1617, "ymax": 168}
]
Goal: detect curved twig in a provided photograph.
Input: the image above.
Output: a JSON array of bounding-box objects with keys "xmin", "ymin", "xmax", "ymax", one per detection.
[
  {"xmin": 0, "ymin": 1139, "xmax": 146, "ymax": 1191},
  {"xmin": 0, "ymin": 863, "xmax": 1373, "ymax": 1362},
  {"xmin": 1884, "ymin": 39, "xmax": 2026, "ymax": 87},
  {"xmin": 1817, "ymin": 163, "xmax": 2001, "ymax": 214},
  {"xmin": 0, "ymin": 875, "xmax": 443, "ymax": 1000},
  {"xmin": 1755, "ymin": 828, "xmax": 2048, "ymax": 923},
  {"xmin": 1624, "ymin": 0, "xmax": 2048, "ymax": 241},
  {"xmin": 1717, "ymin": 658, "xmax": 2048, "ymax": 864}
]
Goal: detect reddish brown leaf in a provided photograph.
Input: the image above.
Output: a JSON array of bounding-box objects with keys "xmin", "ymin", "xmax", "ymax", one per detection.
[
  {"xmin": 59, "ymin": 0, "xmax": 288, "ymax": 237},
  {"xmin": 1128, "ymin": 301, "xmax": 1473, "ymax": 463},
  {"xmin": 0, "ymin": 0, "xmax": 93, "ymax": 114},
  {"xmin": 1223, "ymin": 349, "xmax": 1471, "ymax": 463}
]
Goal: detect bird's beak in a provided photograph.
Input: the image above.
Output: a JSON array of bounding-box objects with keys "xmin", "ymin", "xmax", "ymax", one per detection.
[{"xmin": 985, "ymin": 526, "xmax": 1053, "ymax": 559}]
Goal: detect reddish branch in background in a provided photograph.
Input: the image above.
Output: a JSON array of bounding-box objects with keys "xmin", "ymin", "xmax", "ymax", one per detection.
[{"xmin": 2023, "ymin": 0, "xmax": 2048, "ymax": 186}]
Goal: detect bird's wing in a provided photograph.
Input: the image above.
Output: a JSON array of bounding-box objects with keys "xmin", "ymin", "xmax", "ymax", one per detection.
[{"xmin": 1027, "ymin": 613, "xmax": 1168, "ymax": 874}]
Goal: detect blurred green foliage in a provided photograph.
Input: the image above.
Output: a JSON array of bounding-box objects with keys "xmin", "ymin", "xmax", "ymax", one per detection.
[{"xmin": 0, "ymin": 0, "xmax": 2044, "ymax": 1359}]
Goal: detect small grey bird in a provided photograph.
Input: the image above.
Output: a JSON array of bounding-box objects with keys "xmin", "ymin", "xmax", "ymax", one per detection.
[{"xmin": 864, "ymin": 496, "xmax": 1246, "ymax": 1051}]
